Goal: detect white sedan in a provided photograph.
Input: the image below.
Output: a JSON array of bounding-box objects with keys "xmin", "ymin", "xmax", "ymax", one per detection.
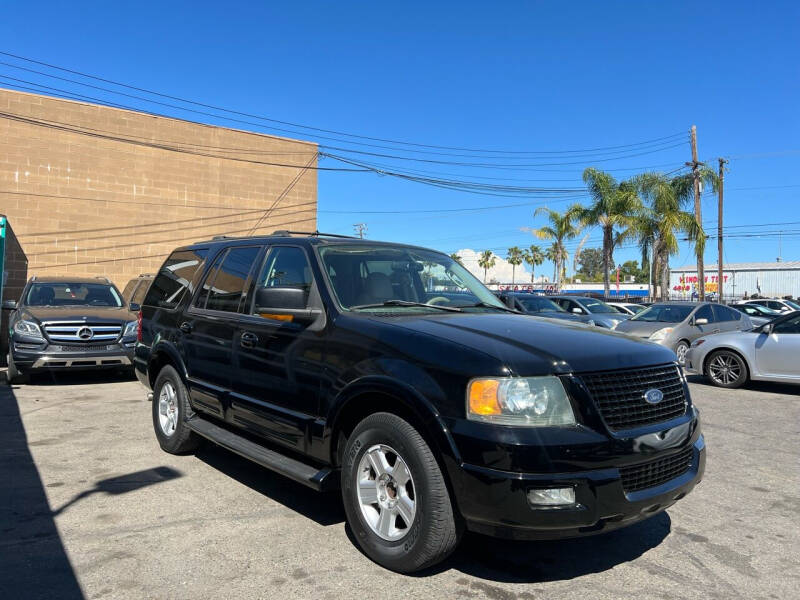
[{"xmin": 685, "ymin": 312, "xmax": 800, "ymax": 388}]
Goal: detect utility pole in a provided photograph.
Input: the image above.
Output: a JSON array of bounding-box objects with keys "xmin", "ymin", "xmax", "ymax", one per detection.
[
  {"xmin": 353, "ymin": 223, "xmax": 367, "ymax": 239},
  {"xmin": 686, "ymin": 125, "xmax": 705, "ymax": 300},
  {"xmin": 717, "ymin": 158, "xmax": 727, "ymax": 302}
]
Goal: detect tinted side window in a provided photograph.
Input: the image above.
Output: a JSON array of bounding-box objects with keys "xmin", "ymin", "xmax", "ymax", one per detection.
[
  {"xmin": 121, "ymin": 280, "xmax": 137, "ymax": 302},
  {"xmin": 144, "ymin": 248, "xmax": 208, "ymax": 308},
  {"xmin": 205, "ymin": 246, "xmax": 261, "ymax": 313},
  {"xmin": 251, "ymin": 246, "xmax": 313, "ymax": 313},
  {"xmin": 773, "ymin": 314, "xmax": 800, "ymax": 334},
  {"xmin": 768, "ymin": 301, "xmax": 784, "ymax": 310},
  {"xmin": 195, "ymin": 250, "xmax": 226, "ymax": 309},
  {"xmin": 713, "ymin": 305, "xmax": 740, "ymax": 322},
  {"xmin": 694, "ymin": 305, "xmax": 714, "ymax": 322},
  {"xmin": 131, "ymin": 280, "xmax": 151, "ymax": 305}
]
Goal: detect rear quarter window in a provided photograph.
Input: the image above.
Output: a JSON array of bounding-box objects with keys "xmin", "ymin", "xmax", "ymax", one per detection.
[{"xmin": 144, "ymin": 248, "xmax": 208, "ymax": 309}]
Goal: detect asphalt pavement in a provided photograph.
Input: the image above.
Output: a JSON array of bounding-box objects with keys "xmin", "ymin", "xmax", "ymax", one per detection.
[{"xmin": 1, "ymin": 371, "xmax": 798, "ymax": 600}]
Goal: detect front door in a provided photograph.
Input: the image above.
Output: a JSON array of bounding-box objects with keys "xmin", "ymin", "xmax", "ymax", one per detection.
[
  {"xmin": 756, "ymin": 314, "xmax": 800, "ymax": 377},
  {"xmin": 182, "ymin": 245, "xmax": 262, "ymax": 418},
  {"xmin": 230, "ymin": 245, "xmax": 324, "ymax": 453}
]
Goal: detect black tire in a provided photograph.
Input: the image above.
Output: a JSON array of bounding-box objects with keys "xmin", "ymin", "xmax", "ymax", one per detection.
[
  {"xmin": 674, "ymin": 340, "xmax": 690, "ymax": 366},
  {"xmin": 705, "ymin": 350, "xmax": 748, "ymax": 389},
  {"xmin": 151, "ymin": 365, "xmax": 199, "ymax": 454},
  {"xmin": 341, "ymin": 412, "xmax": 461, "ymax": 573},
  {"xmin": 5, "ymin": 353, "xmax": 29, "ymax": 385}
]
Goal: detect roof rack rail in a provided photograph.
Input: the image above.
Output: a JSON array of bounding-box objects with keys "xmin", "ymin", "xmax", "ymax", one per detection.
[
  {"xmin": 271, "ymin": 230, "xmax": 358, "ymax": 239},
  {"xmin": 94, "ymin": 275, "xmax": 111, "ymax": 283}
]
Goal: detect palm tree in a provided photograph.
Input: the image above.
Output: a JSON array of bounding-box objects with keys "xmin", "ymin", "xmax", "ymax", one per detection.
[
  {"xmin": 632, "ymin": 172, "xmax": 713, "ymax": 301},
  {"xmin": 449, "ymin": 253, "xmax": 463, "ymax": 265},
  {"xmin": 477, "ymin": 250, "xmax": 496, "ymax": 283},
  {"xmin": 577, "ymin": 168, "xmax": 641, "ymax": 297},
  {"xmin": 506, "ymin": 246, "xmax": 523, "ymax": 285},
  {"xmin": 522, "ymin": 244, "xmax": 544, "ymax": 284},
  {"xmin": 532, "ymin": 206, "xmax": 583, "ymax": 290}
]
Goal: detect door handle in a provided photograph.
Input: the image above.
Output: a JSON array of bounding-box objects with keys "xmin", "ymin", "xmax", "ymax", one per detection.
[
  {"xmin": 179, "ymin": 321, "xmax": 193, "ymax": 334},
  {"xmin": 240, "ymin": 331, "xmax": 258, "ymax": 348}
]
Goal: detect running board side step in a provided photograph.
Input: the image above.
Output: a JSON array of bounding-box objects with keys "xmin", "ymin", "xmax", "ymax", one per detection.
[{"xmin": 186, "ymin": 417, "xmax": 338, "ymax": 491}]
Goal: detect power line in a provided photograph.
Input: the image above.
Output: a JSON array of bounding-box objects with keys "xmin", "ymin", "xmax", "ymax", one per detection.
[{"xmin": 0, "ymin": 50, "xmax": 688, "ymax": 156}]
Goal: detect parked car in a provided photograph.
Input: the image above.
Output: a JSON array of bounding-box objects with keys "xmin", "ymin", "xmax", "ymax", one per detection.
[
  {"xmin": 607, "ymin": 301, "xmax": 646, "ymax": 316},
  {"xmin": 614, "ymin": 302, "xmax": 754, "ymax": 365},
  {"xmin": 136, "ymin": 233, "xmax": 705, "ymax": 573},
  {"xmin": 5, "ymin": 276, "xmax": 138, "ymax": 383},
  {"xmin": 497, "ymin": 292, "xmax": 596, "ymax": 325},
  {"xmin": 743, "ymin": 298, "xmax": 800, "ymax": 314},
  {"xmin": 728, "ymin": 303, "xmax": 780, "ymax": 327},
  {"xmin": 549, "ymin": 295, "xmax": 629, "ymax": 329},
  {"xmin": 121, "ymin": 273, "xmax": 154, "ymax": 306},
  {"xmin": 685, "ymin": 311, "xmax": 800, "ymax": 388}
]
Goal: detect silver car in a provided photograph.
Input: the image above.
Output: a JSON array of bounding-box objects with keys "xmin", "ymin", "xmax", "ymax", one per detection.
[
  {"xmin": 614, "ymin": 302, "xmax": 754, "ymax": 365},
  {"xmin": 549, "ymin": 296, "xmax": 628, "ymax": 329},
  {"xmin": 685, "ymin": 312, "xmax": 800, "ymax": 388}
]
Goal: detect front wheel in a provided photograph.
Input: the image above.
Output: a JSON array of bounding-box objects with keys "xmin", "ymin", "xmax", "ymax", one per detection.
[
  {"xmin": 674, "ymin": 340, "xmax": 690, "ymax": 366},
  {"xmin": 705, "ymin": 350, "xmax": 748, "ymax": 388},
  {"xmin": 341, "ymin": 412, "xmax": 461, "ymax": 573}
]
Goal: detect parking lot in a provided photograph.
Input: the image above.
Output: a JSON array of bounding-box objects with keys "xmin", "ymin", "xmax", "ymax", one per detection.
[{"xmin": 2, "ymin": 372, "xmax": 798, "ymax": 600}]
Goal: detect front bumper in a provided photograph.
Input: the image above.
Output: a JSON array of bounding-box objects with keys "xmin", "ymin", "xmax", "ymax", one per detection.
[
  {"xmin": 10, "ymin": 340, "xmax": 135, "ymax": 372},
  {"xmin": 444, "ymin": 397, "xmax": 705, "ymax": 540}
]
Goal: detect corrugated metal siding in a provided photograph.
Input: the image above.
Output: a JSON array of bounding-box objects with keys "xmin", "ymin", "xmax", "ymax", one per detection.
[{"xmin": 669, "ymin": 268, "xmax": 800, "ymax": 298}]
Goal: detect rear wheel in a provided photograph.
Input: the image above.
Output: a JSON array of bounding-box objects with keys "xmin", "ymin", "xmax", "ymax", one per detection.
[
  {"xmin": 705, "ymin": 350, "xmax": 748, "ymax": 389},
  {"xmin": 341, "ymin": 412, "xmax": 461, "ymax": 573},
  {"xmin": 151, "ymin": 365, "xmax": 199, "ymax": 453}
]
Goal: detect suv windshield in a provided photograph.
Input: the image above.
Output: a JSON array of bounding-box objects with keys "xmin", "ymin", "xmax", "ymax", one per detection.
[
  {"xmin": 319, "ymin": 245, "xmax": 505, "ymax": 312},
  {"xmin": 25, "ymin": 282, "xmax": 123, "ymax": 307},
  {"xmin": 577, "ymin": 297, "xmax": 618, "ymax": 313},
  {"xmin": 516, "ymin": 296, "xmax": 566, "ymax": 313},
  {"xmin": 631, "ymin": 304, "xmax": 694, "ymax": 323}
]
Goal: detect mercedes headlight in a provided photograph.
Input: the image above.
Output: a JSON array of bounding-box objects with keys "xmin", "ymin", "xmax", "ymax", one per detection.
[
  {"xmin": 467, "ymin": 376, "xmax": 576, "ymax": 426},
  {"xmin": 649, "ymin": 327, "xmax": 674, "ymax": 341},
  {"xmin": 123, "ymin": 320, "xmax": 138, "ymax": 337},
  {"xmin": 13, "ymin": 320, "xmax": 44, "ymax": 340}
]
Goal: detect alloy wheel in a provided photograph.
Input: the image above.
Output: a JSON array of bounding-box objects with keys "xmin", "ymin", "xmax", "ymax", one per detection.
[
  {"xmin": 708, "ymin": 353, "xmax": 743, "ymax": 386},
  {"xmin": 158, "ymin": 382, "xmax": 178, "ymax": 436},
  {"xmin": 356, "ymin": 444, "xmax": 417, "ymax": 541}
]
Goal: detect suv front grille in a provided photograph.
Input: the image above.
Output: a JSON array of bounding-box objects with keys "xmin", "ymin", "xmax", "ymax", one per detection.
[
  {"xmin": 579, "ymin": 364, "xmax": 687, "ymax": 431},
  {"xmin": 43, "ymin": 322, "xmax": 122, "ymax": 343},
  {"xmin": 620, "ymin": 447, "xmax": 694, "ymax": 493}
]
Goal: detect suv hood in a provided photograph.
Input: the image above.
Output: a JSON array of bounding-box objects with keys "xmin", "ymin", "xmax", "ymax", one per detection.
[
  {"xmin": 367, "ymin": 312, "xmax": 675, "ymax": 375},
  {"xmin": 18, "ymin": 305, "xmax": 136, "ymax": 323}
]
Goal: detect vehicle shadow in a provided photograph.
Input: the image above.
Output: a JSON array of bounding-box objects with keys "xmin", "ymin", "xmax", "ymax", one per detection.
[
  {"xmin": 0, "ymin": 382, "xmax": 84, "ymax": 599},
  {"xmin": 686, "ymin": 374, "xmax": 799, "ymax": 395},
  {"xmin": 428, "ymin": 512, "xmax": 672, "ymax": 582},
  {"xmin": 25, "ymin": 369, "xmax": 136, "ymax": 387},
  {"xmin": 195, "ymin": 442, "xmax": 345, "ymax": 527}
]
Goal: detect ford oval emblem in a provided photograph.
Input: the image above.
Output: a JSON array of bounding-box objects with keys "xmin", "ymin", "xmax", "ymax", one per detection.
[{"xmin": 644, "ymin": 388, "xmax": 664, "ymax": 404}]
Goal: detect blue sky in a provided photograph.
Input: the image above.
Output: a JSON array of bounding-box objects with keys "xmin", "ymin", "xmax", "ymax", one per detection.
[{"xmin": 1, "ymin": 1, "xmax": 798, "ymax": 276}]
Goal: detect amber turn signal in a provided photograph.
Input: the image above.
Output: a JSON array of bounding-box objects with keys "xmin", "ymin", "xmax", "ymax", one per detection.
[{"xmin": 467, "ymin": 379, "xmax": 501, "ymax": 415}]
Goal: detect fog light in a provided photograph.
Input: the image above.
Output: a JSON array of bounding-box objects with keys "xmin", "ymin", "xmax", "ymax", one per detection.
[{"xmin": 527, "ymin": 486, "xmax": 575, "ymax": 506}]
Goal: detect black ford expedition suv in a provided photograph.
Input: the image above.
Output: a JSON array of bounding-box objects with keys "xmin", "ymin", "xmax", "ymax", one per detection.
[
  {"xmin": 7, "ymin": 276, "xmax": 138, "ymax": 383},
  {"xmin": 136, "ymin": 233, "xmax": 705, "ymax": 573}
]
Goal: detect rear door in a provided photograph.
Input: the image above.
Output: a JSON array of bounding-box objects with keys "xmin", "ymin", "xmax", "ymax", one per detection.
[
  {"xmin": 755, "ymin": 314, "xmax": 800, "ymax": 378},
  {"xmin": 712, "ymin": 304, "xmax": 746, "ymax": 333},
  {"xmin": 229, "ymin": 245, "xmax": 325, "ymax": 452},
  {"xmin": 181, "ymin": 245, "xmax": 262, "ymax": 418}
]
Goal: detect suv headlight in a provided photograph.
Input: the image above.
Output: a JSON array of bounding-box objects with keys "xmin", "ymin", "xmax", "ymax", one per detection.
[
  {"xmin": 13, "ymin": 320, "xmax": 44, "ymax": 340},
  {"xmin": 123, "ymin": 320, "xmax": 138, "ymax": 337},
  {"xmin": 467, "ymin": 376, "xmax": 576, "ymax": 426},
  {"xmin": 649, "ymin": 327, "xmax": 674, "ymax": 341}
]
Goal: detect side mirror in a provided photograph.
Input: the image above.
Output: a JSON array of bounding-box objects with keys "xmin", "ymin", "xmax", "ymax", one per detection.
[
  {"xmin": 694, "ymin": 317, "xmax": 709, "ymax": 326},
  {"xmin": 255, "ymin": 286, "xmax": 308, "ymax": 311},
  {"xmin": 2, "ymin": 299, "xmax": 17, "ymax": 310},
  {"xmin": 763, "ymin": 323, "xmax": 774, "ymax": 335},
  {"xmin": 129, "ymin": 302, "xmax": 141, "ymax": 312},
  {"xmin": 572, "ymin": 307, "xmax": 584, "ymax": 314}
]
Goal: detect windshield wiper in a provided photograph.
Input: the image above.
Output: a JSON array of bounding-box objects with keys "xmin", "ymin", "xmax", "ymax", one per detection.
[
  {"xmin": 458, "ymin": 301, "xmax": 520, "ymax": 314},
  {"xmin": 350, "ymin": 300, "xmax": 463, "ymax": 312}
]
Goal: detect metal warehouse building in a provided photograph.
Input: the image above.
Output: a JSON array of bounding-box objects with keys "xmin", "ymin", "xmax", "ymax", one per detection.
[{"xmin": 670, "ymin": 261, "xmax": 800, "ymax": 300}]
